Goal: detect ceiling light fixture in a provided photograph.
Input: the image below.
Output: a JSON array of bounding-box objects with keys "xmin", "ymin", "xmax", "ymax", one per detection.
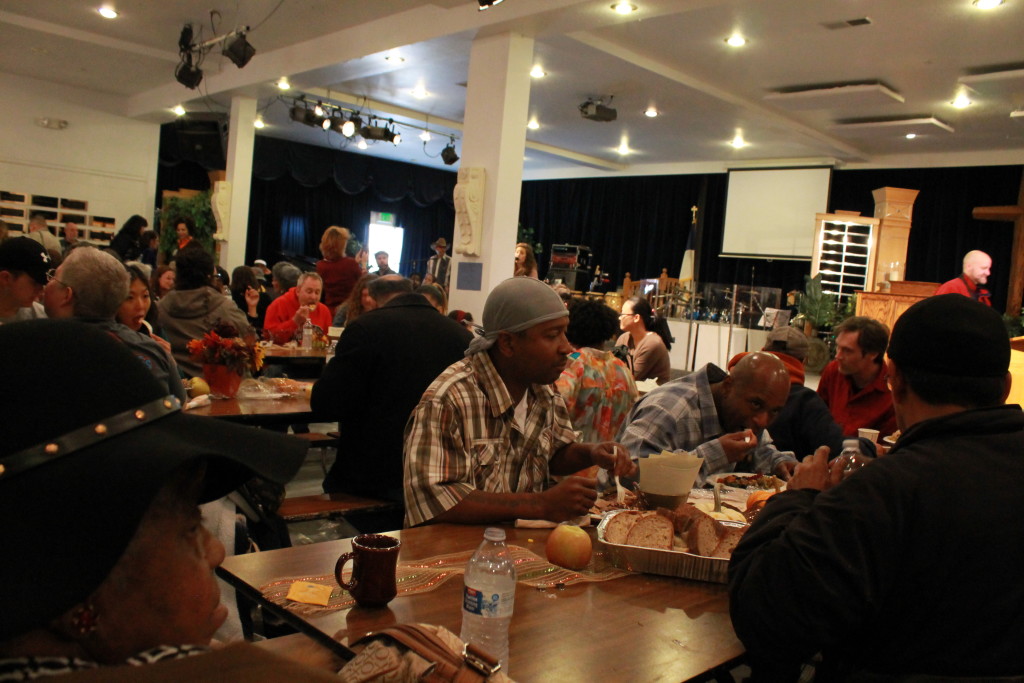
[
  {"xmin": 580, "ymin": 97, "xmax": 617, "ymax": 122},
  {"xmin": 411, "ymin": 84, "xmax": 429, "ymax": 99},
  {"xmin": 97, "ymin": 6, "xmax": 118, "ymax": 19},
  {"xmin": 644, "ymin": 107, "xmax": 659, "ymax": 118},
  {"xmin": 730, "ymin": 134, "xmax": 747, "ymax": 148},
  {"xmin": 616, "ymin": 139, "xmax": 632, "ymax": 155},
  {"xmin": 172, "ymin": 104, "xmax": 186, "ymax": 116},
  {"xmin": 322, "ymin": 114, "xmax": 334, "ymax": 130},
  {"xmin": 478, "ymin": 0, "xmax": 505, "ymax": 10},
  {"xmin": 527, "ymin": 119, "xmax": 540, "ymax": 130},
  {"xmin": 973, "ymin": 0, "xmax": 1004, "ymax": 8},
  {"xmin": 341, "ymin": 114, "xmax": 360, "ymax": 138},
  {"xmin": 174, "ymin": 25, "xmax": 202, "ymax": 89},
  {"xmin": 384, "ymin": 53, "xmax": 405, "ymax": 63},
  {"xmin": 313, "ymin": 102, "xmax": 325, "ymax": 117},
  {"xmin": 357, "ymin": 139, "xmax": 368, "ymax": 150},
  {"xmin": 951, "ymin": 90, "xmax": 973, "ymax": 108},
  {"xmin": 905, "ymin": 133, "xmax": 916, "ymax": 139},
  {"xmin": 254, "ymin": 116, "xmax": 265, "ymax": 129},
  {"xmin": 441, "ymin": 138, "xmax": 459, "ymax": 165},
  {"xmin": 419, "ymin": 130, "xmax": 432, "ymax": 142},
  {"xmin": 726, "ymin": 34, "xmax": 747, "ymax": 47},
  {"xmin": 276, "ymin": 77, "xmax": 290, "ymax": 90},
  {"xmin": 611, "ymin": 2, "xmax": 638, "ymax": 15},
  {"xmin": 530, "ymin": 65, "xmax": 546, "ymax": 78}
]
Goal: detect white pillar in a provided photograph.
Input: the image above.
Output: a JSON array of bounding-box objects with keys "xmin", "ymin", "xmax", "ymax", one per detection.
[
  {"xmin": 448, "ymin": 32, "xmax": 534, "ymax": 317},
  {"xmin": 222, "ymin": 96, "xmax": 256, "ymax": 269}
]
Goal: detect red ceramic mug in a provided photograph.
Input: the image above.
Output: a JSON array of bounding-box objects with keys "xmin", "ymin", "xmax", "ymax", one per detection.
[{"xmin": 334, "ymin": 534, "xmax": 402, "ymax": 607}]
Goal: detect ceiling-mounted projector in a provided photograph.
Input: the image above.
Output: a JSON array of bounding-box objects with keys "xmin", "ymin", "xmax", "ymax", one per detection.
[{"xmin": 579, "ymin": 99, "xmax": 617, "ymax": 122}]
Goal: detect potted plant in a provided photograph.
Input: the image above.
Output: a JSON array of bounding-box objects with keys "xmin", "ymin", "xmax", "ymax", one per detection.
[{"xmin": 793, "ymin": 273, "xmax": 839, "ymax": 336}]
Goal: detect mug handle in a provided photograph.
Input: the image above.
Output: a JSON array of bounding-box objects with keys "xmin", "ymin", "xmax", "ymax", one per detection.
[{"xmin": 335, "ymin": 552, "xmax": 358, "ymax": 591}]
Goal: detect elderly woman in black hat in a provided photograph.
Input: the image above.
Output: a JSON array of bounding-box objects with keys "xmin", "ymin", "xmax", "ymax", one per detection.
[{"xmin": 0, "ymin": 320, "xmax": 316, "ymax": 677}]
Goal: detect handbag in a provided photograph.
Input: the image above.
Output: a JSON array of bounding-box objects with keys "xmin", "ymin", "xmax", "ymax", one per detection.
[{"xmin": 337, "ymin": 623, "xmax": 510, "ymax": 683}]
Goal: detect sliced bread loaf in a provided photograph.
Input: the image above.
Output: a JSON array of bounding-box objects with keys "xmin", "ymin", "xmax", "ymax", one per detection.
[
  {"xmin": 603, "ymin": 510, "xmax": 642, "ymax": 545},
  {"xmin": 710, "ymin": 525, "xmax": 746, "ymax": 559},
  {"xmin": 625, "ymin": 511, "xmax": 674, "ymax": 550}
]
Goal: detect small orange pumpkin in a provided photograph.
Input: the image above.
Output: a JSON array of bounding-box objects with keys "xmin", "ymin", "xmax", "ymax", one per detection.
[{"xmin": 746, "ymin": 489, "xmax": 777, "ymax": 511}]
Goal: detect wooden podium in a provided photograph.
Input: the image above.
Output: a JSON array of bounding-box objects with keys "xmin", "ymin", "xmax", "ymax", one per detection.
[{"xmin": 855, "ymin": 281, "xmax": 937, "ymax": 332}]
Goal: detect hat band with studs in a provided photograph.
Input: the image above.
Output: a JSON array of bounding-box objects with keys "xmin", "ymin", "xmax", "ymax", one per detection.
[{"xmin": 0, "ymin": 395, "xmax": 182, "ymax": 480}]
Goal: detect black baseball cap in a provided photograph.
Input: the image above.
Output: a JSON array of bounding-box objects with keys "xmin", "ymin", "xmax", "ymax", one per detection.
[
  {"xmin": 0, "ymin": 320, "xmax": 306, "ymax": 640},
  {"xmin": 888, "ymin": 294, "xmax": 1009, "ymax": 378},
  {"xmin": 0, "ymin": 236, "xmax": 51, "ymax": 285}
]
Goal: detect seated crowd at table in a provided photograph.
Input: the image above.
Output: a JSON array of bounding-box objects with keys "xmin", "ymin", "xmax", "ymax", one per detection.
[{"xmin": 0, "ymin": 221, "xmax": 1021, "ymax": 681}]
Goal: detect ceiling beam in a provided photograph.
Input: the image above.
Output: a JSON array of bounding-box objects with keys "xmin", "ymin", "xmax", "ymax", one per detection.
[{"xmin": 0, "ymin": 10, "xmax": 178, "ymax": 63}]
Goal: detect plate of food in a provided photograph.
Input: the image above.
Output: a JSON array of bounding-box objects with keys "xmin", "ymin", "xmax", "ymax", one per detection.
[
  {"xmin": 705, "ymin": 472, "xmax": 784, "ymax": 490},
  {"xmin": 882, "ymin": 430, "xmax": 901, "ymax": 446}
]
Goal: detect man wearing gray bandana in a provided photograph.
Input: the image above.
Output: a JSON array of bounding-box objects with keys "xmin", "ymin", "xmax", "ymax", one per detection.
[{"xmin": 403, "ymin": 277, "xmax": 636, "ymax": 526}]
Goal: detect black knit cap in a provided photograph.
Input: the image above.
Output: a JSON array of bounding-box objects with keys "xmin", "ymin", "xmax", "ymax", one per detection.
[
  {"xmin": 0, "ymin": 320, "xmax": 306, "ymax": 640},
  {"xmin": 888, "ymin": 294, "xmax": 1009, "ymax": 378}
]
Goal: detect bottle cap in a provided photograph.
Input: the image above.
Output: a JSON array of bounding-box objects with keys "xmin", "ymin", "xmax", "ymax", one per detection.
[
  {"xmin": 484, "ymin": 527, "xmax": 506, "ymax": 542},
  {"xmin": 842, "ymin": 439, "xmax": 859, "ymax": 449}
]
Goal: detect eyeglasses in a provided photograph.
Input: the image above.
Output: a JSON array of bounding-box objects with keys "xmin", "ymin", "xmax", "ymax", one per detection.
[
  {"xmin": 46, "ymin": 268, "xmax": 68, "ymax": 288},
  {"xmin": 619, "ymin": 312, "xmax": 635, "ymax": 318}
]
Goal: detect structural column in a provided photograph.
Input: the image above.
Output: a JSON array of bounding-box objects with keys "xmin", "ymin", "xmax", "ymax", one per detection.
[
  {"xmin": 220, "ymin": 96, "xmax": 257, "ymax": 270},
  {"xmin": 448, "ymin": 32, "xmax": 534, "ymax": 316}
]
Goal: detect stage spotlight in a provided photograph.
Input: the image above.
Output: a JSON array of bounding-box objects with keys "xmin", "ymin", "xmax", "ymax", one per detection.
[
  {"xmin": 175, "ymin": 57, "xmax": 203, "ymax": 89},
  {"xmin": 478, "ymin": 0, "xmax": 505, "ymax": 10},
  {"xmin": 222, "ymin": 32, "xmax": 255, "ymax": 68},
  {"xmin": 341, "ymin": 117, "xmax": 356, "ymax": 137},
  {"xmin": 359, "ymin": 123, "xmax": 393, "ymax": 141},
  {"xmin": 441, "ymin": 140, "xmax": 459, "ymax": 165},
  {"xmin": 289, "ymin": 105, "xmax": 319, "ymax": 127}
]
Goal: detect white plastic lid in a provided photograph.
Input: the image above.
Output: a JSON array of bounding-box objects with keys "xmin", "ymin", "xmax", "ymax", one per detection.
[
  {"xmin": 484, "ymin": 527, "xmax": 506, "ymax": 542},
  {"xmin": 842, "ymin": 439, "xmax": 860, "ymax": 449}
]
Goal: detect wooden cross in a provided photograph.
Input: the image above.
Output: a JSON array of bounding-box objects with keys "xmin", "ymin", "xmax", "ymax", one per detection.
[{"xmin": 973, "ymin": 174, "xmax": 1024, "ymax": 315}]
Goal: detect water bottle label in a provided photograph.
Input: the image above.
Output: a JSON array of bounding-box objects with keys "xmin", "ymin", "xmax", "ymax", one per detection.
[{"xmin": 463, "ymin": 585, "xmax": 513, "ymax": 618}]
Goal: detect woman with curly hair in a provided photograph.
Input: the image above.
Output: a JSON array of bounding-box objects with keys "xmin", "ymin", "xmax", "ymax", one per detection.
[
  {"xmin": 556, "ymin": 299, "xmax": 638, "ymax": 451},
  {"xmin": 616, "ymin": 295, "xmax": 673, "ymax": 385},
  {"xmin": 332, "ymin": 272, "xmax": 379, "ymax": 327},
  {"xmin": 316, "ymin": 226, "xmax": 362, "ymax": 314},
  {"xmin": 514, "ymin": 242, "xmax": 539, "ymax": 278}
]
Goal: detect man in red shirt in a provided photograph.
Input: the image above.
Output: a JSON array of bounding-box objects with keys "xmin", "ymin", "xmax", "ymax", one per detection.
[
  {"xmin": 934, "ymin": 250, "xmax": 992, "ymax": 306},
  {"xmin": 264, "ymin": 271, "xmax": 332, "ymax": 343},
  {"xmin": 816, "ymin": 316, "xmax": 897, "ymax": 437}
]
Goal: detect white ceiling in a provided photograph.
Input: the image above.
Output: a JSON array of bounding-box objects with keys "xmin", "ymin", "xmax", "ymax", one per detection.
[{"xmin": 2, "ymin": 0, "xmax": 1023, "ymax": 175}]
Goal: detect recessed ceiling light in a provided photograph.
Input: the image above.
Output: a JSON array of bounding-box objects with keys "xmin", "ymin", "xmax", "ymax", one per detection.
[
  {"xmin": 527, "ymin": 119, "xmax": 540, "ymax": 130},
  {"xmin": 951, "ymin": 91, "xmax": 973, "ymax": 108},
  {"xmin": 172, "ymin": 104, "xmax": 186, "ymax": 116},
  {"xmin": 411, "ymin": 84, "xmax": 429, "ymax": 99},
  {"xmin": 254, "ymin": 116, "xmax": 265, "ymax": 129},
  {"xmin": 419, "ymin": 130, "xmax": 432, "ymax": 142},
  {"xmin": 97, "ymin": 6, "xmax": 118, "ymax": 19},
  {"xmin": 530, "ymin": 65, "xmax": 546, "ymax": 78},
  {"xmin": 905, "ymin": 133, "xmax": 916, "ymax": 139},
  {"xmin": 973, "ymin": 0, "xmax": 1004, "ymax": 9},
  {"xmin": 725, "ymin": 34, "xmax": 747, "ymax": 47},
  {"xmin": 276, "ymin": 77, "xmax": 290, "ymax": 90},
  {"xmin": 644, "ymin": 107, "xmax": 659, "ymax": 118},
  {"xmin": 357, "ymin": 139, "xmax": 368, "ymax": 150},
  {"xmin": 384, "ymin": 53, "xmax": 405, "ymax": 64},
  {"xmin": 611, "ymin": 2, "xmax": 638, "ymax": 15},
  {"xmin": 616, "ymin": 140, "xmax": 632, "ymax": 155},
  {"xmin": 730, "ymin": 134, "xmax": 747, "ymax": 148}
]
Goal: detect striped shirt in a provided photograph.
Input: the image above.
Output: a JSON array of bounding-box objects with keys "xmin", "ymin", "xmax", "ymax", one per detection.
[
  {"xmin": 616, "ymin": 363, "xmax": 795, "ymax": 486},
  {"xmin": 403, "ymin": 351, "xmax": 579, "ymax": 527}
]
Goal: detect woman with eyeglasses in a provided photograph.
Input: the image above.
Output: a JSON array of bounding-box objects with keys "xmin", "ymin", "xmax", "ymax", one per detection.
[{"xmin": 616, "ymin": 295, "xmax": 673, "ymax": 385}]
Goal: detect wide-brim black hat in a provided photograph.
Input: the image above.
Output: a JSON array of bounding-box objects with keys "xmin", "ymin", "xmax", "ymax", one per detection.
[{"xmin": 0, "ymin": 320, "xmax": 306, "ymax": 640}]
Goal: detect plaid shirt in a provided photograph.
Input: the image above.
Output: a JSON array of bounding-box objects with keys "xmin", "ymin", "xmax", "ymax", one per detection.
[
  {"xmin": 403, "ymin": 351, "xmax": 579, "ymax": 527},
  {"xmin": 616, "ymin": 364, "xmax": 795, "ymax": 486}
]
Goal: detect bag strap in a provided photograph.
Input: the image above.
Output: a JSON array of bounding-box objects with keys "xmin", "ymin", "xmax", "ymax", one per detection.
[{"xmin": 370, "ymin": 624, "xmax": 500, "ymax": 682}]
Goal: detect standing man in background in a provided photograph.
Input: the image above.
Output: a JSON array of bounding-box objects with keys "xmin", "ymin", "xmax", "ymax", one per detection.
[
  {"xmin": 934, "ymin": 249, "xmax": 992, "ymax": 306},
  {"xmin": 426, "ymin": 238, "xmax": 451, "ymax": 292}
]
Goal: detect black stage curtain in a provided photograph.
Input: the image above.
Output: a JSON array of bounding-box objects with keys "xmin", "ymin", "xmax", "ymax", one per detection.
[
  {"xmin": 520, "ymin": 164, "xmax": 1022, "ymax": 310},
  {"xmin": 246, "ymin": 137, "xmax": 457, "ymax": 274}
]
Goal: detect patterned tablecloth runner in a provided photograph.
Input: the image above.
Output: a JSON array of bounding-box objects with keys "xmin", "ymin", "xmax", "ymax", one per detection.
[{"xmin": 262, "ymin": 544, "xmax": 629, "ymax": 616}]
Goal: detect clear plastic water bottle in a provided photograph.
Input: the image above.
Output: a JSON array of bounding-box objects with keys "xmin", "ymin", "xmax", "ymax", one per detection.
[
  {"xmin": 840, "ymin": 438, "xmax": 864, "ymax": 477},
  {"xmin": 461, "ymin": 527, "xmax": 515, "ymax": 674},
  {"xmin": 301, "ymin": 317, "xmax": 313, "ymax": 349}
]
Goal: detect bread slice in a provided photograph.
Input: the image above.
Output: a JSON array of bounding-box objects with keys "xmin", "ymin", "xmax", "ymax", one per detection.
[
  {"xmin": 686, "ymin": 513, "xmax": 719, "ymax": 557},
  {"xmin": 710, "ymin": 525, "xmax": 746, "ymax": 559},
  {"xmin": 603, "ymin": 510, "xmax": 642, "ymax": 545},
  {"xmin": 625, "ymin": 511, "xmax": 674, "ymax": 550}
]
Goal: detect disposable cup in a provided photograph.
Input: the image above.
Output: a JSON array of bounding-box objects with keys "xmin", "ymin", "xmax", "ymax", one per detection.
[{"xmin": 857, "ymin": 428, "xmax": 879, "ymax": 444}]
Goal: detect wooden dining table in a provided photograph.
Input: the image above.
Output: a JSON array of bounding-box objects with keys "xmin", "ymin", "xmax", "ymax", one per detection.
[
  {"xmin": 185, "ymin": 389, "xmax": 315, "ymax": 427},
  {"xmin": 218, "ymin": 523, "xmax": 744, "ymax": 682}
]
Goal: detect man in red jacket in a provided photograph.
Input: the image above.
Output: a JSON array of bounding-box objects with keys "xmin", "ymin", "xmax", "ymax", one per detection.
[
  {"xmin": 263, "ymin": 271, "xmax": 332, "ymax": 343},
  {"xmin": 934, "ymin": 249, "xmax": 992, "ymax": 306}
]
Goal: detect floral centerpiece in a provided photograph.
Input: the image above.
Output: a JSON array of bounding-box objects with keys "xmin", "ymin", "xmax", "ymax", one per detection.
[{"xmin": 187, "ymin": 322, "xmax": 264, "ymax": 398}]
